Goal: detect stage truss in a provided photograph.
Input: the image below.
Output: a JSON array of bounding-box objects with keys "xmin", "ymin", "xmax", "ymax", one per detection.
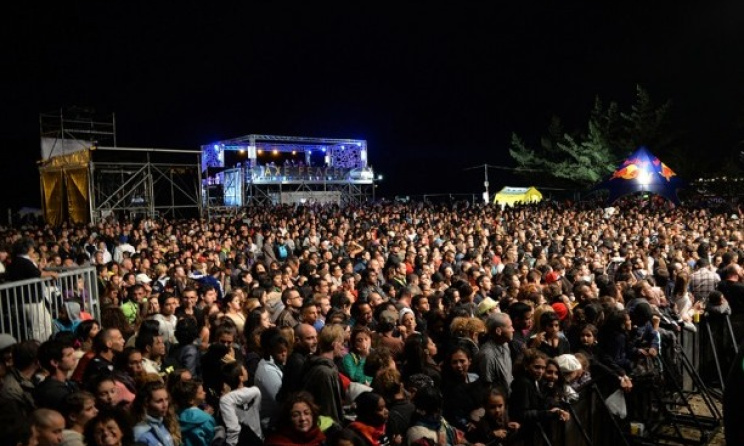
[{"xmin": 90, "ymin": 149, "xmax": 202, "ymax": 223}]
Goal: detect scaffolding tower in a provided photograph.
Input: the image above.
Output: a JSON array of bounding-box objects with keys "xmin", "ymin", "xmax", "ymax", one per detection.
[{"xmin": 39, "ymin": 108, "xmax": 202, "ymax": 224}]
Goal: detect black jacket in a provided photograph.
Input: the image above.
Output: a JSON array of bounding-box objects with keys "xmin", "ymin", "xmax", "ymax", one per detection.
[{"xmin": 300, "ymin": 355, "xmax": 344, "ymax": 423}]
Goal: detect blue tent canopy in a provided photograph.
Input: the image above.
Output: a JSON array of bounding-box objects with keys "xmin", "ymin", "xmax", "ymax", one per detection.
[{"xmin": 596, "ymin": 147, "xmax": 684, "ymax": 205}]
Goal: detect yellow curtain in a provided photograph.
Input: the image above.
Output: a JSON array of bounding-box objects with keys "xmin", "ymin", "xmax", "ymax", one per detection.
[
  {"xmin": 42, "ymin": 170, "xmax": 64, "ymax": 226},
  {"xmin": 65, "ymin": 168, "xmax": 89, "ymax": 224},
  {"xmin": 40, "ymin": 149, "xmax": 92, "ymax": 225}
]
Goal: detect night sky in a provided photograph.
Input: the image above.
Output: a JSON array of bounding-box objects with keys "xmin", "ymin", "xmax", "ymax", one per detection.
[{"xmin": 3, "ymin": 3, "xmax": 744, "ymax": 210}]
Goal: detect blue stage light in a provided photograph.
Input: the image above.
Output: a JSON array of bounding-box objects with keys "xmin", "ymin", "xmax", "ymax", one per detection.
[
  {"xmin": 322, "ymin": 148, "xmax": 327, "ymax": 153},
  {"xmin": 213, "ymin": 145, "xmax": 219, "ymax": 150}
]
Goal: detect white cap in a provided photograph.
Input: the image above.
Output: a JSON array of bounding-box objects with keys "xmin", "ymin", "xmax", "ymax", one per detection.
[
  {"xmin": 555, "ymin": 354, "xmax": 582, "ymax": 373},
  {"xmin": 0, "ymin": 334, "xmax": 17, "ymax": 351},
  {"xmin": 135, "ymin": 273, "xmax": 152, "ymax": 284}
]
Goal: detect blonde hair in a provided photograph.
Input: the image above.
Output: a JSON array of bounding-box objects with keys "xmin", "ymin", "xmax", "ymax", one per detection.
[
  {"xmin": 318, "ymin": 324, "xmax": 345, "ymax": 353},
  {"xmin": 532, "ymin": 303, "xmax": 556, "ymax": 333}
]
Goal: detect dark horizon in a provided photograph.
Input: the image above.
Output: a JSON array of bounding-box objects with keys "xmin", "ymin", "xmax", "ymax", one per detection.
[{"xmin": 3, "ymin": 4, "xmax": 744, "ymax": 210}]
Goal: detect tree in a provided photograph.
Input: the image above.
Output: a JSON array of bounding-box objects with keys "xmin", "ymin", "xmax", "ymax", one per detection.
[{"xmin": 509, "ymin": 86, "xmax": 674, "ymax": 187}]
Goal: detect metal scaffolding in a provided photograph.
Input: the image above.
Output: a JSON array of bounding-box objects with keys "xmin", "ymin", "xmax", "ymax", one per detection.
[
  {"xmin": 39, "ymin": 109, "xmax": 202, "ymax": 224},
  {"xmin": 90, "ymin": 148, "xmax": 203, "ymax": 223}
]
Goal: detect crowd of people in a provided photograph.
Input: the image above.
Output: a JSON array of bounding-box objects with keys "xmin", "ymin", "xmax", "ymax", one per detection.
[{"xmin": 0, "ymin": 197, "xmax": 742, "ymax": 446}]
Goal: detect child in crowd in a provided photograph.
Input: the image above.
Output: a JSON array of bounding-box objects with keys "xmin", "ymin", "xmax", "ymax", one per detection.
[
  {"xmin": 509, "ymin": 349, "xmax": 570, "ymax": 426},
  {"xmin": 467, "ymin": 389, "xmax": 520, "ymax": 446},
  {"xmin": 171, "ymin": 380, "xmax": 216, "ymax": 446},
  {"xmin": 571, "ymin": 352, "xmax": 592, "ymax": 389}
]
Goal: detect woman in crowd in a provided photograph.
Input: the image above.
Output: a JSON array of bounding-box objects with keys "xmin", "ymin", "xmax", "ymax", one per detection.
[
  {"xmin": 342, "ymin": 326, "xmax": 374, "ymax": 385},
  {"xmin": 400, "ymin": 333, "xmax": 440, "ymax": 387},
  {"xmin": 440, "ymin": 342, "xmax": 484, "ymax": 433},
  {"xmin": 132, "ymin": 380, "xmax": 181, "ymax": 446},
  {"xmin": 84, "ymin": 409, "xmax": 139, "ymax": 446},
  {"xmin": 346, "ymin": 392, "xmax": 392, "ymax": 446},
  {"xmin": 264, "ymin": 392, "xmax": 327, "ymax": 446},
  {"xmin": 224, "ymin": 291, "xmax": 247, "ymax": 335},
  {"xmin": 254, "ymin": 328, "xmax": 290, "ymax": 430}
]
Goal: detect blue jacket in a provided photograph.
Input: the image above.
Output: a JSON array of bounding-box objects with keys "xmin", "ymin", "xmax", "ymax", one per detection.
[
  {"xmin": 179, "ymin": 407, "xmax": 216, "ymax": 446},
  {"xmin": 134, "ymin": 415, "xmax": 175, "ymax": 446}
]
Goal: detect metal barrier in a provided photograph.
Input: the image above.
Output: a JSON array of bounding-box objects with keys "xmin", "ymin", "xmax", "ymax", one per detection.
[{"xmin": 0, "ymin": 266, "xmax": 100, "ymax": 342}]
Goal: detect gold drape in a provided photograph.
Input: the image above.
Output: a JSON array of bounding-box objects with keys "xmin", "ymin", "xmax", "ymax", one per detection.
[
  {"xmin": 41, "ymin": 170, "xmax": 64, "ymax": 226},
  {"xmin": 39, "ymin": 149, "xmax": 91, "ymax": 225},
  {"xmin": 66, "ymin": 168, "xmax": 89, "ymax": 224}
]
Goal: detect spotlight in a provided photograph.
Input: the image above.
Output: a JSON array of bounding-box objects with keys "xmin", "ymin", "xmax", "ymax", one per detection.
[{"xmin": 273, "ymin": 150, "xmax": 279, "ymax": 155}]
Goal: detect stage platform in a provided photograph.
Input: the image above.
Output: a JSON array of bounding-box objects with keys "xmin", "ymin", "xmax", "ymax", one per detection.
[{"xmin": 201, "ymin": 134, "xmax": 378, "ymax": 210}]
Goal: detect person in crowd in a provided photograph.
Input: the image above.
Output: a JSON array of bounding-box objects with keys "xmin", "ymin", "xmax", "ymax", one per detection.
[
  {"xmin": 441, "ymin": 342, "xmax": 484, "ymax": 433},
  {"xmin": 0, "ymin": 340, "xmax": 40, "ymax": 417},
  {"xmin": 35, "ymin": 339, "xmax": 79, "ymax": 412},
  {"xmin": 84, "ymin": 409, "xmax": 138, "ymax": 446},
  {"xmin": 224, "ymin": 291, "xmax": 247, "ymax": 335},
  {"xmin": 277, "ymin": 323, "xmax": 317, "ymax": 403},
  {"xmin": 135, "ymin": 331, "xmax": 166, "ymax": 376},
  {"xmin": 166, "ymin": 317, "xmax": 201, "ymax": 378},
  {"xmin": 400, "ymin": 333, "xmax": 440, "ymax": 387},
  {"xmin": 474, "ymin": 313, "xmax": 514, "ymax": 395},
  {"xmin": 82, "ymin": 329, "xmax": 125, "ymax": 384},
  {"xmin": 299, "ymin": 324, "xmax": 346, "ymax": 424},
  {"xmin": 264, "ymin": 391, "xmax": 327, "ymax": 446},
  {"xmin": 370, "ymin": 368, "xmax": 414, "ymax": 441},
  {"xmin": 219, "ymin": 361, "xmax": 263, "ymax": 446},
  {"xmin": 170, "ymin": 380, "xmax": 216, "ymax": 446},
  {"xmin": 467, "ymin": 389, "xmax": 520, "ymax": 446},
  {"xmin": 254, "ymin": 327, "xmax": 290, "ymax": 430},
  {"xmin": 59, "ymin": 391, "xmax": 98, "ymax": 446},
  {"xmin": 132, "ymin": 380, "xmax": 180, "ymax": 446},
  {"xmin": 151, "ymin": 292, "xmax": 179, "ymax": 346},
  {"xmin": 407, "ymin": 385, "xmax": 472, "ymax": 446},
  {"xmin": 342, "ymin": 326, "xmax": 374, "ymax": 385},
  {"xmin": 6, "ymin": 238, "xmax": 59, "ymax": 342},
  {"xmin": 32, "ymin": 408, "xmax": 66, "ymax": 446},
  {"xmin": 346, "ymin": 392, "xmax": 392, "ymax": 446},
  {"xmin": 533, "ymin": 312, "xmax": 571, "ymax": 358},
  {"xmin": 509, "ymin": 348, "xmax": 569, "ymax": 427}
]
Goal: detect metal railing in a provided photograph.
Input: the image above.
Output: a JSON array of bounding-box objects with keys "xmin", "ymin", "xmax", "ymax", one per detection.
[{"xmin": 0, "ymin": 266, "xmax": 100, "ymax": 342}]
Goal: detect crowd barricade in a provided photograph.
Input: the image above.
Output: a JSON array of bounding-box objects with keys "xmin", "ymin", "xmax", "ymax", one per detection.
[
  {"xmin": 506, "ymin": 382, "xmax": 628, "ymax": 446},
  {"xmin": 505, "ymin": 324, "xmax": 723, "ymax": 446},
  {"xmin": 0, "ymin": 266, "xmax": 100, "ymax": 342}
]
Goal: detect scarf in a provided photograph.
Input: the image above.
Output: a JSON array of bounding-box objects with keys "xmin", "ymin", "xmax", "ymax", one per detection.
[
  {"xmin": 266, "ymin": 425, "xmax": 325, "ymax": 446},
  {"xmin": 348, "ymin": 421, "xmax": 386, "ymax": 446}
]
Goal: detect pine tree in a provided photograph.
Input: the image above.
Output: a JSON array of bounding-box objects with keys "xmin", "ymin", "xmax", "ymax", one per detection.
[{"xmin": 509, "ymin": 85, "xmax": 673, "ymax": 187}]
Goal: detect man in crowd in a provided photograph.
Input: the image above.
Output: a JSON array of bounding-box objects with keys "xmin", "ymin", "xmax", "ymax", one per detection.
[{"xmin": 34, "ymin": 340, "xmax": 78, "ymax": 412}]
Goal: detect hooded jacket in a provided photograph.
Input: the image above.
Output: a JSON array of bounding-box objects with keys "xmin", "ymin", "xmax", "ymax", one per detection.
[
  {"xmin": 299, "ymin": 355, "xmax": 344, "ymax": 423},
  {"xmin": 178, "ymin": 407, "xmax": 216, "ymax": 446}
]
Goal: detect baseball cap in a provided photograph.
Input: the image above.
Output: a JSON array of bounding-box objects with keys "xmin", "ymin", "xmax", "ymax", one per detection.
[
  {"xmin": 477, "ymin": 298, "xmax": 499, "ymax": 316},
  {"xmin": 135, "ymin": 273, "xmax": 152, "ymax": 284},
  {"xmin": 544, "ymin": 271, "xmax": 560, "ymax": 284}
]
